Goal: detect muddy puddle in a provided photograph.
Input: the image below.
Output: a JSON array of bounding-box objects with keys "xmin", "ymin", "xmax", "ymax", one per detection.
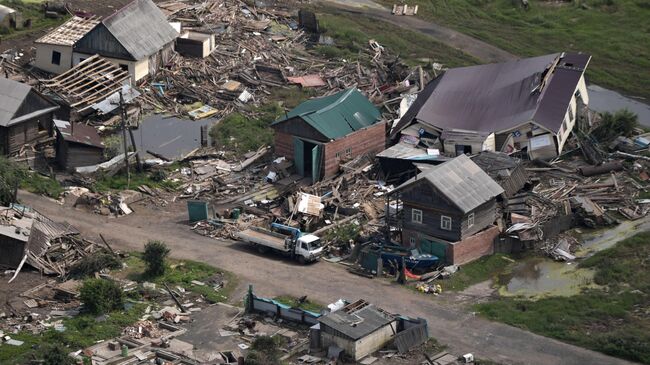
[
  {"xmin": 132, "ymin": 115, "xmax": 218, "ymax": 160},
  {"xmin": 496, "ymin": 216, "xmax": 650, "ymax": 298}
]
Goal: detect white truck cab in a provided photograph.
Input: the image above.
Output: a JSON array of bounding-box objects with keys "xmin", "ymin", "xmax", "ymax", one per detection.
[{"xmin": 295, "ymin": 234, "xmax": 323, "ymax": 263}]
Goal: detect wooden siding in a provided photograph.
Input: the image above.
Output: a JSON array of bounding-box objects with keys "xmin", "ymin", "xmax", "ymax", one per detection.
[
  {"xmin": 56, "ymin": 136, "xmax": 104, "ymax": 170},
  {"xmin": 4, "ymin": 120, "xmax": 39, "ymax": 155},
  {"xmin": 74, "ymin": 24, "xmax": 134, "ymax": 61},
  {"xmin": 400, "ymin": 179, "xmax": 498, "ymax": 242}
]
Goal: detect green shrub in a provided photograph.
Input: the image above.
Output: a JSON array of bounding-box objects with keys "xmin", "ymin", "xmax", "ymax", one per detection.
[
  {"xmin": 592, "ymin": 109, "xmax": 639, "ymax": 142},
  {"xmin": 143, "ymin": 241, "xmax": 170, "ymax": 277},
  {"xmin": 80, "ymin": 279, "xmax": 124, "ymax": 315},
  {"xmin": 42, "ymin": 344, "xmax": 75, "ymax": 365},
  {"xmin": 69, "ymin": 252, "xmax": 122, "ymax": 278},
  {"xmin": 102, "ymin": 134, "xmax": 124, "ymax": 159},
  {"xmin": 0, "ymin": 156, "xmax": 23, "ymax": 205},
  {"xmin": 245, "ymin": 336, "xmax": 281, "ymax": 365}
]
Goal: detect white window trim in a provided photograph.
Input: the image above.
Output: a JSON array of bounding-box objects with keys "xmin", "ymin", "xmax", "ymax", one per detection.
[
  {"xmin": 441, "ymin": 215, "xmax": 452, "ymax": 231},
  {"xmin": 468, "ymin": 213, "xmax": 475, "ymax": 228},
  {"xmin": 412, "ymin": 209, "xmax": 423, "ymax": 224}
]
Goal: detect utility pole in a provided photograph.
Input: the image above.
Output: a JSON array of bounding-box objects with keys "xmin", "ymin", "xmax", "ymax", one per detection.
[{"xmin": 119, "ymin": 90, "xmax": 130, "ymax": 187}]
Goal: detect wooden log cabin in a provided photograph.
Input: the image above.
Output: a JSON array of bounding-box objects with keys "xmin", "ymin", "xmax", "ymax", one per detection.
[{"xmin": 0, "ymin": 78, "xmax": 59, "ymax": 156}]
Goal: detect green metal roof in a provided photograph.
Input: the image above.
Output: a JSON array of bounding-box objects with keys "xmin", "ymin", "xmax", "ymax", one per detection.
[{"xmin": 273, "ymin": 88, "xmax": 381, "ymax": 140}]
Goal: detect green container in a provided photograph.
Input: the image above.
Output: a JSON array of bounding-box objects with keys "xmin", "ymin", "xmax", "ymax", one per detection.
[
  {"xmin": 187, "ymin": 200, "xmax": 209, "ymax": 222},
  {"xmin": 231, "ymin": 208, "xmax": 240, "ymax": 220},
  {"xmin": 121, "ymin": 345, "xmax": 128, "ymax": 357}
]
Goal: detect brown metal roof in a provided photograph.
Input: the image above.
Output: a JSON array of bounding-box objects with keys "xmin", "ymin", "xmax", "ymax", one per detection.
[
  {"xmin": 54, "ymin": 120, "xmax": 105, "ymax": 149},
  {"xmin": 394, "ymin": 53, "xmax": 590, "ymax": 137}
]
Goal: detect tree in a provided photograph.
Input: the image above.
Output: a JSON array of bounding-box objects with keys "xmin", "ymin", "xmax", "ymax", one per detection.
[
  {"xmin": 0, "ymin": 157, "xmax": 24, "ymax": 206},
  {"xmin": 79, "ymin": 278, "xmax": 124, "ymax": 315},
  {"xmin": 143, "ymin": 240, "xmax": 170, "ymax": 277},
  {"xmin": 42, "ymin": 344, "xmax": 75, "ymax": 365},
  {"xmin": 244, "ymin": 336, "xmax": 281, "ymax": 365},
  {"xmin": 592, "ymin": 109, "xmax": 639, "ymax": 142}
]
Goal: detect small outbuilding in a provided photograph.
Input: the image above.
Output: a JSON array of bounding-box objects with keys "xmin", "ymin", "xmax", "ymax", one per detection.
[
  {"xmin": 0, "ymin": 78, "xmax": 59, "ymax": 156},
  {"xmin": 387, "ymin": 154, "xmax": 504, "ymax": 264},
  {"xmin": 175, "ymin": 30, "xmax": 217, "ymax": 58},
  {"xmin": 54, "ymin": 120, "xmax": 105, "ymax": 170},
  {"xmin": 471, "ymin": 151, "xmax": 528, "ymax": 197},
  {"xmin": 318, "ymin": 300, "xmax": 397, "ymax": 361},
  {"xmin": 0, "ymin": 5, "xmax": 20, "ymax": 30},
  {"xmin": 272, "ymin": 88, "xmax": 386, "ymax": 181},
  {"xmin": 33, "ymin": 16, "xmax": 101, "ymax": 75}
]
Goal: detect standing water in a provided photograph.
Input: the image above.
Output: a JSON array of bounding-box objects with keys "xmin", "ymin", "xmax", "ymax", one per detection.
[
  {"xmin": 588, "ymin": 84, "xmax": 650, "ymax": 127},
  {"xmin": 132, "ymin": 115, "xmax": 218, "ymax": 160}
]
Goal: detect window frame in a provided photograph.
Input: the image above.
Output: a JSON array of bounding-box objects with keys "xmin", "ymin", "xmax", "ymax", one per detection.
[
  {"xmin": 345, "ymin": 147, "xmax": 352, "ymax": 158},
  {"xmin": 467, "ymin": 213, "xmax": 475, "ymax": 228},
  {"xmin": 411, "ymin": 209, "xmax": 423, "ymax": 224},
  {"xmin": 51, "ymin": 51, "xmax": 61, "ymax": 65},
  {"xmin": 440, "ymin": 215, "xmax": 452, "ymax": 231}
]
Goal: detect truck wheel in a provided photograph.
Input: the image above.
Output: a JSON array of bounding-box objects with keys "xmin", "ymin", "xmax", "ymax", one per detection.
[{"xmin": 297, "ymin": 256, "xmax": 306, "ymax": 265}]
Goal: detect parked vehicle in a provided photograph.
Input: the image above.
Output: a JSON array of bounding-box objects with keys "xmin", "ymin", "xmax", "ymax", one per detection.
[{"xmin": 236, "ymin": 223, "xmax": 322, "ymax": 264}]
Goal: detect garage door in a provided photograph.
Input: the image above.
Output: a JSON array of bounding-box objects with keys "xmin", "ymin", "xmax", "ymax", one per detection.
[{"xmin": 420, "ymin": 238, "xmax": 447, "ymax": 263}]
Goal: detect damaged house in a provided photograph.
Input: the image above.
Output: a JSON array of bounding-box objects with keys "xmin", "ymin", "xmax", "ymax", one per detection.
[
  {"xmin": 387, "ymin": 154, "xmax": 504, "ymax": 265},
  {"xmin": 0, "ymin": 78, "xmax": 59, "ymax": 155},
  {"xmin": 72, "ymin": 0, "xmax": 179, "ymax": 83},
  {"xmin": 33, "ymin": 16, "xmax": 101, "ymax": 75},
  {"xmin": 54, "ymin": 120, "xmax": 105, "ymax": 170},
  {"xmin": 272, "ymin": 88, "xmax": 386, "ymax": 181},
  {"xmin": 392, "ymin": 53, "xmax": 591, "ymax": 160}
]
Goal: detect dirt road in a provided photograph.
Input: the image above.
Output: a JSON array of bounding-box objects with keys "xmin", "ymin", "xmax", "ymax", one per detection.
[
  {"xmin": 16, "ymin": 192, "xmax": 635, "ymax": 365},
  {"xmin": 318, "ymin": 0, "xmax": 516, "ymax": 63}
]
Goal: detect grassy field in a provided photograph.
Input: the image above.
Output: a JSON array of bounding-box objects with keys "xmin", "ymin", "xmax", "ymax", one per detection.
[
  {"xmin": 376, "ymin": 0, "xmax": 650, "ymax": 99},
  {"xmin": 0, "ymin": 0, "xmax": 65, "ymax": 40},
  {"xmin": 474, "ymin": 231, "xmax": 650, "ymax": 364},
  {"xmin": 439, "ymin": 253, "xmax": 514, "ymax": 291},
  {"xmin": 316, "ymin": 8, "xmax": 478, "ymax": 67}
]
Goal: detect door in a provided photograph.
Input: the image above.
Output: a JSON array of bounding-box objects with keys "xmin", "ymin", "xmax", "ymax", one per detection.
[
  {"xmin": 293, "ymin": 137, "xmax": 305, "ymax": 176},
  {"xmin": 420, "ymin": 238, "xmax": 447, "ymax": 263},
  {"xmin": 311, "ymin": 144, "xmax": 323, "ymax": 182}
]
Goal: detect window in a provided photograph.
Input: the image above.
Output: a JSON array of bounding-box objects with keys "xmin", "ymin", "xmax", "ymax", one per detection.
[
  {"xmin": 467, "ymin": 213, "xmax": 475, "ymax": 228},
  {"xmin": 411, "ymin": 209, "xmax": 422, "ymax": 224},
  {"xmin": 335, "ymin": 151, "xmax": 342, "ymax": 159},
  {"xmin": 345, "ymin": 147, "xmax": 352, "ymax": 158},
  {"xmin": 119, "ymin": 64, "xmax": 129, "ymax": 72},
  {"xmin": 441, "ymin": 215, "xmax": 452, "ymax": 231},
  {"xmin": 51, "ymin": 51, "xmax": 61, "ymax": 65},
  {"xmin": 301, "ymin": 242, "xmax": 308, "ymax": 250}
]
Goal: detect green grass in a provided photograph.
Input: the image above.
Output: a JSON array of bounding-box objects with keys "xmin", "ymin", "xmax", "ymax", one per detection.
[
  {"xmin": 273, "ymin": 295, "xmax": 324, "ymax": 313},
  {"xmin": 0, "ymin": 0, "xmax": 66, "ymax": 40},
  {"xmin": 123, "ymin": 254, "xmax": 237, "ymax": 303},
  {"xmin": 474, "ymin": 231, "xmax": 650, "ymax": 364},
  {"xmin": 20, "ymin": 170, "xmax": 64, "ymax": 198},
  {"xmin": 316, "ymin": 8, "xmax": 478, "ymax": 67},
  {"xmin": 442, "ymin": 254, "xmax": 514, "ymax": 291},
  {"xmin": 0, "ymin": 304, "xmax": 146, "ymax": 364},
  {"xmin": 375, "ymin": 0, "xmax": 650, "ymax": 99},
  {"xmin": 1, "ymin": 156, "xmax": 63, "ymax": 202}
]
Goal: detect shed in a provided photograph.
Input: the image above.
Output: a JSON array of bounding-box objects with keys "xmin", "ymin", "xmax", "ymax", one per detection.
[
  {"xmin": 272, "ymin": 88, "xmax": 386, "ymax": 181},
  {"xmin": 33, "ymin": 16, "xmax": 101, "ymax": 75},
  {"xmin": 471, "ymin": 151, "xmax": 528, "ymax": 197},
  {"xmin": 0, "ymin": 79, "xmax": 59, "ymax": 155},
  {"xmin": 318, "ymin": 300, "xmax": 397, "ymax": 360},
  {"xmin": 387, "ymin": 155, "xmax": 503, "ymax": 263},
  {"xmin": 175, "ymin": 30, "xmax": 217, "ymax": 58},
  {"xmin": 54, "ymin": 120, "xmax": 105, "ymax": 170},
  {"xmin": 72, "ymin": 0, "xmax": 179, "ymax": 82},
  {"xmin": 0, "ymin": 5, "xmax": 19, "ymax": 30}
]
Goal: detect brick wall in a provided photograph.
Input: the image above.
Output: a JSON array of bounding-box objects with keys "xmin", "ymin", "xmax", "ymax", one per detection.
[
  {"xmin": 447, "ymin": 225, "xmax": 500, "ymax": 265},
  {"xmin": 322, "ymin": 121, "xmax": 386, "ymax": 178}
]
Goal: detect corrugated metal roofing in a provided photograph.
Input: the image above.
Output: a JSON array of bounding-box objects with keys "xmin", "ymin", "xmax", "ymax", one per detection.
[
  {"xmin": 395, "ymin": 53, "xmax": 590, "ymax": 136},
  {"xmin": 319, "ymin": 304, "xmax": 395, "ymax": 340},
  {"xmin": 102, "ymin": 0, "xmax": 178, "ymax": 60},
  {"xmin": 396, "ymin": 154, "xmax": 504, "ymax": 213},
  {"xmin": 0, "ymin": 78, "xmax": 31, "ymax": 127},
  {"xmin": 54, "ymin": 120, "xmax": 105, "ymax": 148},
  {"xmin": 273, "ymin": 88, "xmax": 381, "ymax": 140}
]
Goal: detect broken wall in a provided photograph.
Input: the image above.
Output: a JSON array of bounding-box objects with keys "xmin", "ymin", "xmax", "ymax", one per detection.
[{"xmin": 447, "ymin": 225, "xmax": 500, "ymax": 265}]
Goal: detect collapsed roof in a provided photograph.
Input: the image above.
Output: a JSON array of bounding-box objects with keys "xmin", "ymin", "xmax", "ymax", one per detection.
[
  {"xmin": 393, "ymin": 53, "xmax": 591, "ymax": 138},
  {"xmin": 35, "ymin": 16, "xmax": 101, "ymax": 46}
]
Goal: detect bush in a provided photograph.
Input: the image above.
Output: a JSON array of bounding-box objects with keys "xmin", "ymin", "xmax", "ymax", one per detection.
[
  {"xmin": 592, "ymin": 109, "xmax": 639, "ymax": 142},
  {"xmin": 42, "ymin": 344, "xmax": 75, "ymax": 365},
  {"xmin": 79, "ymin": 279, "xmax": 124, "ymax": 315},
  {"xmin": 245, "ymin": 336, "xmax": 281, "ymax": 365},
  {"xmin": 103, "ymin": 134, "xmax": 124, "ymax": 159},
  {"xmin": 69, "ymin": 252, "xmax": 122, "ymax": 278},
  {"xmin": 143, "ymin": 240, "xmax": 170, "ymax": 277}
]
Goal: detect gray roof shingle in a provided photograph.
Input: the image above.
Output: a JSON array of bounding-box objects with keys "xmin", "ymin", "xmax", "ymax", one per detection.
[
  {"xmin": 102, "ymin": 0, "xmax": 178, "ymax": 60},
  {"xmin": 0, "ymin": 78, "xmax": 32, "ymax": 127},
  {"xmin": 396, "ymin": 154, "xmax": 504, "ymax": 213}
]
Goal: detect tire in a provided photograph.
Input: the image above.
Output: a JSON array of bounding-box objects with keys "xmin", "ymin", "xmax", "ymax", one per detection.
[{"xmin": 297, "ymin": 256, "xmax": 306, "ymax": 265}]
